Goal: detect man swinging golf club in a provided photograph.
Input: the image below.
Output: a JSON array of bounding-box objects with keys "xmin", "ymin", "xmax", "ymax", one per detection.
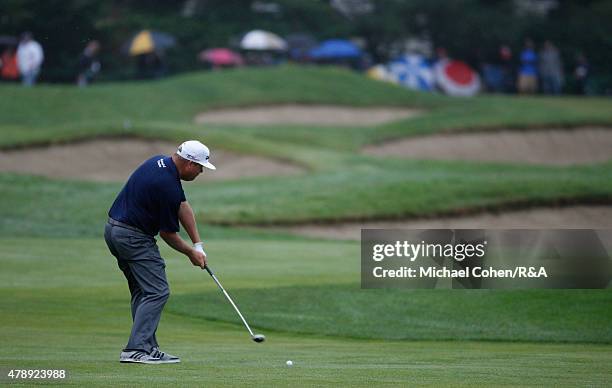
[{"xmin": 104, "ymin": 140, "xmax": 215, "ymax": 364}]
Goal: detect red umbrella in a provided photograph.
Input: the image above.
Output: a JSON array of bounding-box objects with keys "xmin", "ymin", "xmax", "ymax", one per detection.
[
  {"xmin": 199, "ymin": 48, "xmax": 244, "ymax": 66},
  {"xmin": 434, "ymin": 59, "xmax": 481, "ymax": 96}
]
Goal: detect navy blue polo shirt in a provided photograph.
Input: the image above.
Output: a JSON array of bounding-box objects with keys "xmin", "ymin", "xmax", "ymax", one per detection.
[{"xmin": 109, "ymin": 155, "xmax": 186, "ymax": 236}]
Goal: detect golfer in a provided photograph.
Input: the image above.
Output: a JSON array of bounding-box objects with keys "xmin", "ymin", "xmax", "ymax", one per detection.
[{"xmin": 104, "ymin": 140, "xmax": 215, "ymax": 364}]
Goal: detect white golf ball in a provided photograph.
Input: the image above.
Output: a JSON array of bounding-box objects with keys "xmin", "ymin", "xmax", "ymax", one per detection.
[{"xmin": 286, "ymin": 360, "xmax": 293, "ymax": 366}]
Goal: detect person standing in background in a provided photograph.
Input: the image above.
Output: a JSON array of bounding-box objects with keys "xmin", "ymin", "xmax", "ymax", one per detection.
[
  {"xmin": 77, "ymin": 40, "xmax": 101, "ymax": 87},
  {"xmin": 499, "ymin": 44, "xmax": 515, "ymax": 93},
  {"xmin": 16, "ymin": 32, "xmax": 44, "ymax": 86},
  {"xmin": 539, "ymin": 40, "xmax": 564, "ymax": 95},
  {"xmin": 573, "ymin": 52, "xmax": 590, "ymax": 95},
  {"xmin": 517, "ymin": 38, "xmax": 537, "ymax": 94}
]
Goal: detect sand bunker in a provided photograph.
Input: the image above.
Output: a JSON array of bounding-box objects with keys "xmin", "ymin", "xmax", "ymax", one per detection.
[
  {"xmin": 194, "ymin": 104, "xmax": 420, "ymax": 126},
  {"xmin": 0, "ymin": 139, "xmax": 303, "ymax": 182},
  {"xmin": 279, "ymin": 206, "xmax": 612, "ymax": 240},
  {"xmin": 364, "ymin": 127, "xmax": 612, "ymax": 165}
]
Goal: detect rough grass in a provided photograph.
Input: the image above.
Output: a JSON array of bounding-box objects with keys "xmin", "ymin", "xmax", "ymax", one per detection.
[{"xmin": 1, "ymin": 159, "xmax": 610, "ymax": 235}]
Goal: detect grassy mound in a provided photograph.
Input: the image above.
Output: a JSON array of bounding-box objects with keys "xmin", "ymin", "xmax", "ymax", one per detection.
[
  {"xmin": 1, "ymin": 65, "xmax": 611, "ymax": 151},
  {"xmin": 1, "ymin": 66, "xmax": 612, "ymax": 226}
]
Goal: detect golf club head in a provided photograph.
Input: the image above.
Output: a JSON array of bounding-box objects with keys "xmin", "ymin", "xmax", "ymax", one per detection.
[{"xmin": 252, "ymin": 334, "xmax": 266, "ymax": 343}]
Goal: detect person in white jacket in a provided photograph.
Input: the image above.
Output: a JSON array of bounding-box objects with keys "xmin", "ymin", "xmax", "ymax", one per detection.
[{"xmin": 17, "ymin": 32, "xmax": 44, "ymax": 86}]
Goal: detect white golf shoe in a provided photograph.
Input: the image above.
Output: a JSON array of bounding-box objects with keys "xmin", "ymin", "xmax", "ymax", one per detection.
[
  {"xmin": 119, "ymin": 350, "xmax": 161, "ymax": 364},
  {"xmin": 150, "ymin": 347, "xmax": 181, "ymax": 364}
]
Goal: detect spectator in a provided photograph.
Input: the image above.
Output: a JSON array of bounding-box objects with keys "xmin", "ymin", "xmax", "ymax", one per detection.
[
  {"xmin": 573, "ymin": 52, "xmax": 590, "ymax": 95},
  {"xmin": 482, "ymin": 45, "xmax": 514, "ymax": 93},
  {"xmin": 151, "ymin": 51, "xmax": 167, "ymax": 78},
  {"xmin": 482, "ymin": 63, "xmax": 503, "ymax": 93},
  {"xmin": 77, "ymin": 40, "xmax": 101, "ymax": 87},
  {"xmin": 539, "ymin": 40, "xmax": 563, "ymax": 95},
  {"xmin": 499, "ymin": 44, "xmax": 515, "ymax": 93},
  {"xmin": 16, "ymin": 32, "xmax": 44, "ymax": 86},
  {"xmin": 517, "ymin": 39, "xmax": 537, "ymax": 94},
  {"xmin": 135, "ymin": 52, "xmax": 166, "ymax": 79},
  {"xmin": 1, "ymin": 46, "xmax": 19, "ymax": 81}
]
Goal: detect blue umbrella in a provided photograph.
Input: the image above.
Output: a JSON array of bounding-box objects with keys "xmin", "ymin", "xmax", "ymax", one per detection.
[
  {"xmin": 286, "ymin": 33, "xmax": 317, "ymax": 60},
  {"xmin": 309, "ymin": 39, "xmax": 361, "ymax": 59}
]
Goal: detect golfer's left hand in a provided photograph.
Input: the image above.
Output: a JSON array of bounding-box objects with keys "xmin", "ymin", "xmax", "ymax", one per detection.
[
  {"xmin": 193, "ymin": 242, "xmax": 207, "ymax": 268},
  {"xmin": 188, "ymin": 248, "xmax": 207, "ymax": 269}
]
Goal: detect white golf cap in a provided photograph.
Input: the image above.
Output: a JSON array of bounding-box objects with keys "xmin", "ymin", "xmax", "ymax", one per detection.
[{"xmin": 177, "ymin": 140, "xmax": 216, "ymax": 170}]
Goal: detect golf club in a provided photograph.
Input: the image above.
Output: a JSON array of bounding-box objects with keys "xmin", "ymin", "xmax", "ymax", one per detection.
[{"xmin": 203, "ymin": 266, "xmax": 265, "ymax": 343}]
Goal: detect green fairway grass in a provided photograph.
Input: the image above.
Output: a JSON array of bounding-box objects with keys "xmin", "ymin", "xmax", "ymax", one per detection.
[
  {"xmin": 1, "ymin": 238, "xmax": 611, "ymax": 387},
  {"xmin": 1, "ymin": 67, "xmax": 611, "ymax": 386}
]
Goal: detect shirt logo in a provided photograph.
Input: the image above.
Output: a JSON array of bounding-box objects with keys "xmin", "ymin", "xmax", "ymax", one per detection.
[{"xmin": 157, "ymin": 159, "xmax": 167, "ymax": 168}]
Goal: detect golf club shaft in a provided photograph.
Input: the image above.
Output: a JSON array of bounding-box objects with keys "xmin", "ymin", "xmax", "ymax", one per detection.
[{"xmin": 204, "ymin": 266, "xmax": 256, "ymax": 337}]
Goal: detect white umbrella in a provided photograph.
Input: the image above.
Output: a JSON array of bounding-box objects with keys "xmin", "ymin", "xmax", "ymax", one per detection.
[{"xmin": 240, "ymin": 30, "xmax": 287, "ymax": 51}]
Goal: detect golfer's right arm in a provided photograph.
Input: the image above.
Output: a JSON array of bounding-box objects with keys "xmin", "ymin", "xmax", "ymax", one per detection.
[{"xmin": 159, "ymin": 231, "xmax": 207, "ymax": 268}]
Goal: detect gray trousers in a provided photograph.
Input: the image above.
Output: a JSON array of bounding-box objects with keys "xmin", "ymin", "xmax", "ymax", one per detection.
[{"xmin": 104, "ymin": 220, "xmax": 170, "ymax": 353}]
